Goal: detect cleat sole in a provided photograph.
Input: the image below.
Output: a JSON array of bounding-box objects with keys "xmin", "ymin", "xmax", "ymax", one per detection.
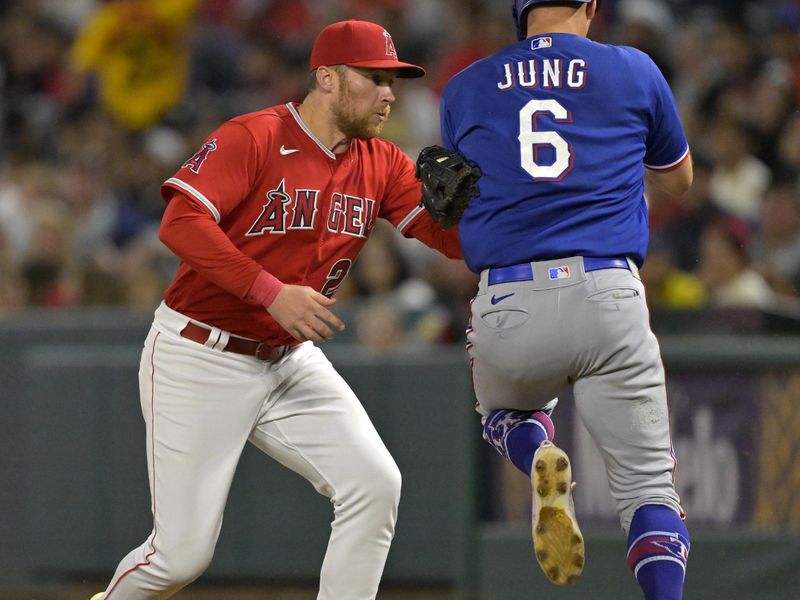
[{"xmin": 531, "ymin": 442, "xmax": 585, "ymax": 586}]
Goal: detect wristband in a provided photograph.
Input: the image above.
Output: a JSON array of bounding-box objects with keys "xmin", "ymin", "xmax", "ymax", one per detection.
[{"xmin": 246, "ymin": 270, "xmax": 284, "ymax": 308}]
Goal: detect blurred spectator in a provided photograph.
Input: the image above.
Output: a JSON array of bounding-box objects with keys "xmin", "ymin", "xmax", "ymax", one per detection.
[
  {"xmin": 379, "ymin": 80, "xmax": 439, "ymax": 156},
  {"xmin": 20, "ymin": 198, "xmax": 77, "ymax": 307},
  {"xmin": 0, "ymin": 268, "xmax": 25, "ymax": 314},
  {"xmin": 349, "ymin": 223, "xmax": 427, "ymax": 304},
  {"xmin": 37, "ymin": 0, "xmax": 97, "ymax": 33},
  {"xmin": 346, "ymin": 223, "xmax": 447, "ymax": 346},
  {"xmin": 699, "ymin": 19, "xmax": 761, "ymax": 125},
  {"xmin": 354, "ymin": 301, "xmax": 406, "ymax": 350},
  {"xmin": 777, "ymin": 111, "xmax": 800, "ymax": 172},
  {"xmin": 0, "ymin": 8, "xmax": 78, "ymax": 163},
  {"xmin": 708, "ymin": 117, "xmax": 771, "ymax": 221},
  {"xmin": 640, "ymin": 235, "xmax": 707, "ymax": 309},
  {"xmin": 771, "ymin": 1, "xmax": 800, "ymax": 105},
  {"xmin": 751, "ymin": 179, "xmax": 800, "ymax": 298},
  {"xmin": 663, "ymin": 154, "xmax": 723, "ymax": 271},
  {"xmin": 698, "ymin": 215, "xmax": 777, "ymax": 308},
  {"xmin": 0, "ymin": 165, "xmax": 37, "ymax": 264},
  {"xmin": 0, "ymin": 215, "xmax": 24, "ymax": 313},
  {"xmin": 431, "ymin": 2, "xmax": 511, "ymax": 95},
  {"xmin": 421, "ymin": 253, "xmax": 479, "ymax": 344},
  {"xmin": 669, "ymin": 23, "xmax": 714, "ymax": 143},
  {"xmin": 747, "ymin": 61, "xmax": 797, "ymax": 168},
  {"xmin": 616, "ymin": 0, "xmax": 675, "ymax": 81}
]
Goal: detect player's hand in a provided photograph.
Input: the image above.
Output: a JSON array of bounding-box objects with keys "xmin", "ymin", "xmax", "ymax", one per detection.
[{"xmin": 267, "ymin": 284, "xmax": 345, "ymax": 343}]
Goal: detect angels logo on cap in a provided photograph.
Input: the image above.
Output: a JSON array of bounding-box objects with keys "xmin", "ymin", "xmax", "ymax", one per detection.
[
  {"xmin": 383, "ymin": 30, "xmax": 398, "ymax": 59},
  {"xmin": 310, "ymin": 20, "xmax": 425, "ymax": 79}
]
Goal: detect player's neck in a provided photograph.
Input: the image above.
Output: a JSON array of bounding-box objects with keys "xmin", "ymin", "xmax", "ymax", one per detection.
[
  {"xmin": 526, "ymin": 11, "xmax": 590, "ymax": 37},
  {"xmin": 296, "ymin": 99, "xmax": 352, "ymax": 154}
]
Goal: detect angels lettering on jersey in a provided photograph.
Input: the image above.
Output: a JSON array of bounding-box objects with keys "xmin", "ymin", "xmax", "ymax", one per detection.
[{"xmin": 243, "ymin": 178, "xmax": 377, "ymax": 238}]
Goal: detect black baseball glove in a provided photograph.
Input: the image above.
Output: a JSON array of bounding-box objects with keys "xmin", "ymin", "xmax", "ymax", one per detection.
[{"xmin": 415, "ymin": 145, "xmax": 481, "ymax": 229}]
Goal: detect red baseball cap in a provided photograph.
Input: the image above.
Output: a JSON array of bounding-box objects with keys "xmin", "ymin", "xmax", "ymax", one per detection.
[{"xmin": 310, "ymin": 20, "xmax": 425, "ymax": 79}]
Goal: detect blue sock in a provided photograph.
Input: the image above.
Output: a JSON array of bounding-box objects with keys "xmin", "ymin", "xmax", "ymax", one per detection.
[
  {"xmin": 627, "ymin": 504, "xmax": 690, "ymax": 600},
  {"xmin": 482, "ymin": 410, "xmax": 554, "ymax": 476}
]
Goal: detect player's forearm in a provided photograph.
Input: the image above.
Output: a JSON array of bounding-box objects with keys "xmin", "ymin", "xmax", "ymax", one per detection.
[
  {"xmin": 159, "ymin": 196, "xmax": 272, "ymax": 301},
  {"xmin": 435, "ymin": 226, "xmax": 464, "ymax": 259},
  {"xmin": 405, "ymin": 215, "xmax": 464, "ymax": 259},
  {"xmin": 645, "ymin": 153, "xmax": 693, "ymax": 197}
]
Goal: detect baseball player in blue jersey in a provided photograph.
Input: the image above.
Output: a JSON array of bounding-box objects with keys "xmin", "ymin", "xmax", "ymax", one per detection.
[{"xmin": 436, "ymin": 1, "xmax": 693, "ymax": 598}]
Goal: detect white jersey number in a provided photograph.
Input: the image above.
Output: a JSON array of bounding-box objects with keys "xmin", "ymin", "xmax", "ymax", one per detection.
[{"xmin": 518, "ymin": 99, "xmax": 573, "ymax": 180}]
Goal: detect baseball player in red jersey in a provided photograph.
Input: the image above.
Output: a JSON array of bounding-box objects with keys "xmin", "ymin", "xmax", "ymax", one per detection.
[{"xmin": 91, "ymin": 20, "xmax": 460, "ymax": 600}]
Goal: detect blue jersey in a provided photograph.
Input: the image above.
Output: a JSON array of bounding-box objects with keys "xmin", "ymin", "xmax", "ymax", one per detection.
[{"xmin": 440, "ymin": 33, "xmax": 689, "ymax": 272}]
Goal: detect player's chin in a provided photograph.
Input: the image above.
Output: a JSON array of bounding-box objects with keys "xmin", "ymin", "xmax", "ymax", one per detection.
[{"xmin": 357, "ymin": 123, "xmax": 384, "ymax": 139}]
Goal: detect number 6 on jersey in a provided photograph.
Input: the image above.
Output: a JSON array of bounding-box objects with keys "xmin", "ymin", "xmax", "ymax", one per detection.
[{"xmin": 519, "ymin": 99, "xmax": 573, "ymax": 181}]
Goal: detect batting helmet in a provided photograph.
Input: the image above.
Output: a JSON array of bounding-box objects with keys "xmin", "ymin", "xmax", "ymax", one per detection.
[{"xmin": 513, "ymin": 0, "xmax": 596, "ymax": 41}]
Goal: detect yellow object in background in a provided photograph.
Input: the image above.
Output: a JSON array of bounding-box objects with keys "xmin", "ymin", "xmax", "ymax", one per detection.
[
  {"xmin": 72, "ymin": 0, "xmax": 199, "ymax": 130},
  {"xmin": 654, "ymin": 268, "xmax": 707, "ymax": 309}
]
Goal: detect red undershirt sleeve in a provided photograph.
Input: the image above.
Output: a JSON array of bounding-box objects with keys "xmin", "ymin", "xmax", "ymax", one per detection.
[{"xmin": 159, "ymin": 191, "xmax": 283, "ymax": 303}]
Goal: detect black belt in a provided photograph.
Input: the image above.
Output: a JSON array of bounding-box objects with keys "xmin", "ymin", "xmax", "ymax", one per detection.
[
  {"xmin": 488, "ymin": 257, "xmax": 629, "ymax": 285},
  {"xmin": 180, "ymin": 322, "xmax": 290, "ymax": 361}
]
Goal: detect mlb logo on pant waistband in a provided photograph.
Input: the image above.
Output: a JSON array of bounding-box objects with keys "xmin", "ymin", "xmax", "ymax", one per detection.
[{"xmin": 549, "ymin": 266, "xmax": 571, "ymax": 280}]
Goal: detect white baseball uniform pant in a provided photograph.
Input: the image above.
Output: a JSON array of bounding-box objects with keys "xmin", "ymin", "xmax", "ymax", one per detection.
[
  {"xmin": 101, "ymin": 302, "xmax": 401, "ymax": 599},
  {"xmin": 468, "ymin": 256, "xmax": 683, "ymax": 532}
]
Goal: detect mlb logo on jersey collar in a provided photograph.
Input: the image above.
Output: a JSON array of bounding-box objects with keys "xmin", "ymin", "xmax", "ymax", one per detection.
[
  {"xmin": 531, "ymin": 36, "xmax": 552, "ymax": 50},
  {"xmin": 549, "ymin": 265, "xmax": 571, "ymax": 280}
]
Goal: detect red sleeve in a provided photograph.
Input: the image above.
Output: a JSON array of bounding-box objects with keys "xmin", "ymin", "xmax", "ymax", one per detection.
[
  {"xmin": 161, "ymin": 120, "xmax": 263, "ymax": 222},
  {"xmin": 403, "ymin": 216, "xmax": 463, "ymax": 259},
  {"xmin": 379, "ymin": 144, "xmax": 463, "ymax": 259},
  {"xmin": 159, "ymin": 191, "xmax": 268, "ymax": 300}
]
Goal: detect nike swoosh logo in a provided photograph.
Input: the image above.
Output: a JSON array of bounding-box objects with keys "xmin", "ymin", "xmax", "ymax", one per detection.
[
  {"xmin": 279, "ymin": 145, "xmax": 300, "ymax": 155},
  {"xmin": 490, "ymin": 293, "xmax": 515, "ymax": 305}
]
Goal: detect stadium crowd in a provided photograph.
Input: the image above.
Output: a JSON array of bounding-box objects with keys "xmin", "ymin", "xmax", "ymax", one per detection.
[{"xmin": 0, "ymin": 0, "xmax": 799, "ymax": 347}]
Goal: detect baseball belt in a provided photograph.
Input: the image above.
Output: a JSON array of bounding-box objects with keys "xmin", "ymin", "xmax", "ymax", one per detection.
[
  {"xmin": 487, "ymin": 256, "xmax": 629, "ymax": 286},
  {"xmin": 180, "ymin": 322, "xmax": 291, "ymax": 361}
]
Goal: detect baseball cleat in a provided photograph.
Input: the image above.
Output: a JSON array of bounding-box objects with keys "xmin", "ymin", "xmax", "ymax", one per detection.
[{"xmin": 531, "ymin": 440, "xmax": 584, "ymax": 586}]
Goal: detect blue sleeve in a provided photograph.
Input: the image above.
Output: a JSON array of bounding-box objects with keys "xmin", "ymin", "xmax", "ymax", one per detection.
[
  {"xmin": 439, "ymin": 91, "xmax": 456, "ymax": 151},
  {"xmin": 643, "ymin": 57, "xmax": 688, "ymax": 168}
]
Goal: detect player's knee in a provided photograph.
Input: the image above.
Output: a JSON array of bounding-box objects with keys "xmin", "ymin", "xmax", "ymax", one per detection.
[
  {"xmin": 156, "ymin": 542, "xmax": 215, "ymax": 586},
  {"xmin": 366, "ymin": 460, "xmax": 402, "ymax": 510},
  {"xmin": 333, "ymin": 457, "xmax": 401, "ymax": 529},
  {"xmin": 618, "ymin": 497, "xmax": 684, "ymax": 534},
  {"xmin": 345, "ymin": 459, "xmax": 401, "ymax": 523}
]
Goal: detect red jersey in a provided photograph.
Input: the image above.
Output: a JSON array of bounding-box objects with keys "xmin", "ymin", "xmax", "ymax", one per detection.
[{"xmin": 161, "ymin": 102, "xmax": 461, "ymax": 344}]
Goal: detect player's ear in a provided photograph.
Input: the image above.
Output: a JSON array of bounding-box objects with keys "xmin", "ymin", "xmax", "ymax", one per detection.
[{"xmin": 315, "ymin": 66, "xmax": 338, "ymax": 93}]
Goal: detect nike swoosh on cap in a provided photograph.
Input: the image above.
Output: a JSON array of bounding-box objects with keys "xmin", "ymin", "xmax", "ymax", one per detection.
[{"xmin": 279, "ymin": 145, "xmax": 300, "ymax": 155}]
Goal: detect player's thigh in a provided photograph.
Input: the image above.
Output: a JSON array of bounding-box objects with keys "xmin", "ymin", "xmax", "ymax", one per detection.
[
  {"xmin": 572, "ymin": 287, "xmax": 681, "ymax": 526},
  {"xmin": 573, "ymin": 368, "xmax": 680, "ymax": 529},
  {"xmin": 468, "ymin": 287, "xmax": 570, "ymax": 413},
  {"xmin": 470, "ymin": 352, "xmax": 560, "ymax": 416},
  {"xmin": 248, "ymin": 344, "xmax": 399, "ymax": 500},
  {"xmin": 138, "ymin": 329, "xmax": 270, "ymax": 536}
]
